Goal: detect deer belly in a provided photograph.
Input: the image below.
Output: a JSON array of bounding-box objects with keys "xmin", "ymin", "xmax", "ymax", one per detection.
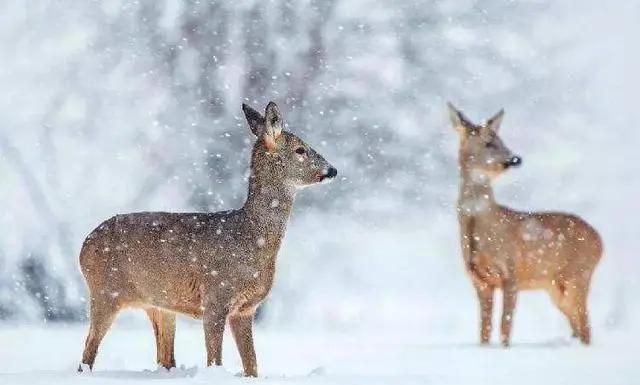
[
  {"xmin": 129, "ymin": 269, "xmax": 203, "ymax": 317},
  {"xmin": 515, "ymin": 243, "xmax": 569, "ymax": 288}
]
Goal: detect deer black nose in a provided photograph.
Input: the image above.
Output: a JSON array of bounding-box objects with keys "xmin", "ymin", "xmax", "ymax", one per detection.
[
  {"xmin": 326, "ymin": 167, "xmax": 338, "ymax": 179},
  {"xmin": 508, "ymin": 156, "xmax": 522, "ymax": 167}
]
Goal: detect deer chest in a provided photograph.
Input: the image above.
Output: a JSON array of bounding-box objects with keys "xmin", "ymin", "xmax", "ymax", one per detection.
[{"xmin": 227, "ymin": 269, "xmax": 275, "ymax": 317}]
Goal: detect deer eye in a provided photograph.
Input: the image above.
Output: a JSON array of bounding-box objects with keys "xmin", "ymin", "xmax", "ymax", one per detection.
[
  {"xmin": 295, "ymin": 147, "xmax": 306, "ymax": 155},
  {"xmin": 485, "ymin": 142, "xmax": 497, "ymax": 149}
]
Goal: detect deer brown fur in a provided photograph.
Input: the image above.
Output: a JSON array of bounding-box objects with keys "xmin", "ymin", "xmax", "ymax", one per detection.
[
  {"xmin": 449, "ymin": 103, "xmax": 602, "ymax": 346},
  {"xmin": 78, "ymin": 101, "xmax": 337, "ymax": 376}
]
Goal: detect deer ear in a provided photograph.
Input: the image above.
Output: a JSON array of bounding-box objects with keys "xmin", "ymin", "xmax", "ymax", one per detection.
[
  {"xmin": 447, "ymin": 102, "xmax": 474, "ymax": 135},
  {"xmin": 264, "ymin": 101, "xmax": 283, "ymax": 140},
  {"xmin": 486, "ymin": 109, "xmax": 504, "ymax": 132},
  {"xmin": 242, "ymin": 103, "xmax": 266, "ymax": 137}
]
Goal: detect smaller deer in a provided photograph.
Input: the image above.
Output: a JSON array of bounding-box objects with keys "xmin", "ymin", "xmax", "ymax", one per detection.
[
  {"xmin": 448, "ymin": 103, "xmax": 602, "ymax": 346},
  {"xmin": 78, "ymin": 101, "xmax": 337, "ymax": 376}
]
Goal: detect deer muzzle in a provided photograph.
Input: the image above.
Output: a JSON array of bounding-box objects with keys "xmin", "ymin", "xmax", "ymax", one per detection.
[
  {"xmin": 504, "ymin": 156, "xmax": 522, "ymax": 168},
  {"xmin": 319, "ymin": 166, "xmax": 338, "ymax": 182}
]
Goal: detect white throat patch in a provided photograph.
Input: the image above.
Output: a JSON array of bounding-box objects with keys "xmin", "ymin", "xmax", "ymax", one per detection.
[
  {"xmin": 469, "ymin": 169, "xmax": 491, "ymax": 184},
  {"xmin": 460, "ymin": 196, "xmax": 492, "ymax": 214}
]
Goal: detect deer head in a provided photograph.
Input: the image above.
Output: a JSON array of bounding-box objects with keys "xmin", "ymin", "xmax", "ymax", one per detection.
[
  {"xmin": 448, "ymin": 102, "xmax": 521, "ymax": 181},
  {"xmin": 242, "ymin": 101, "xmax": 337, "ymax": 189}
]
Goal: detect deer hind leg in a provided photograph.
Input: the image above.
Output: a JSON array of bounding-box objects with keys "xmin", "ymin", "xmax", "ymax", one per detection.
[
  {"xmin": 549, "ymin": 279, "xmax": 591, "ymax": 345},
  {"xmin": 574, "ymin": 292, "xmax": 591, "ymax": 345},
  {"xmin": 79, "ymin": 299, "xmax": 120, "ymax": 371},
  {"xmin": 146, "ymin": 308, "xmax": 177, "ymax": 369},
  {"xmin": 475, "ymin": 283, "xmax": 494, "ymax": 344}
]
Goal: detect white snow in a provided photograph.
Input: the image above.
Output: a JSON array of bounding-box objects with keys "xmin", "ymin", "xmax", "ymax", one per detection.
[{"xmin": 0, "ymin": 321, "xmax": 638, "ymax": 385}]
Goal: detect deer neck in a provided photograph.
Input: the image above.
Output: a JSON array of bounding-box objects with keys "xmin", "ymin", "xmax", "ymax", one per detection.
[
  {"xmin": 458, "ymin": 167, "xmax": 497, "ymax": 217},
  {"xmin": 241, "ymin": 171, "xmax": 296, "ymax": 240}
]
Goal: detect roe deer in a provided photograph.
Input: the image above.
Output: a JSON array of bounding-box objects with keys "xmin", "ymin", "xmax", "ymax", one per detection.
[
  {"xmin": 448, "ymin": 103, "xmax": 602, "ymax": 346},
  {"xmin": 78, "ymin": 101, "xmax": 337, "ymax": 376}
]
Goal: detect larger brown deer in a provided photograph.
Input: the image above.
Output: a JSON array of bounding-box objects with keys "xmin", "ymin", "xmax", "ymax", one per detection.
[
  {"xmin": 448, "ymin": 103, "xmax": 602, "ymax": 346},
  {"xmin": 78, "ymin": 101, "xmax": 337, "ymax": 376}
]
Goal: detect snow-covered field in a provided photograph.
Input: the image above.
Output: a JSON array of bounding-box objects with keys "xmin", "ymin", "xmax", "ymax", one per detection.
[{"xmin": 1, "ymin": 319, "xmax": 638, "ymax": 385}]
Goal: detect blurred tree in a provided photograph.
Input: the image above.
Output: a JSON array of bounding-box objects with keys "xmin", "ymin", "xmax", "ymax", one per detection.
[{"xmin": 0, "ymin": 0, "xmax": 624, "ymax": 325}]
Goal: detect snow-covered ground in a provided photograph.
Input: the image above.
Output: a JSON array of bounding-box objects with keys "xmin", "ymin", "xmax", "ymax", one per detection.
[{"xmin": 1, "ymin": 319, "xmax": 638, "ymax": 385}]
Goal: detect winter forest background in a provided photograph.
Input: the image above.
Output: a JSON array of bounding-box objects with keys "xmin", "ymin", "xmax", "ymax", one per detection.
[{"xmin": 0, "ymin": 0, "xmax": 638, "ymax": 336}]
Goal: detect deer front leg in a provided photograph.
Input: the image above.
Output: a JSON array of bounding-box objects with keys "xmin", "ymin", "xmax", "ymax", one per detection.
[
  {"xmin": 229, "ymin": 312, "xmax": 258, "ymax": 377},
  {"xmin": 202, "ymin": 297, "xmax": 228, "ymax": 367},
  {"xmin": 500, "ymin": 280, "xmax": 518, "ymax": 347},
  {"xmin": 475, "ymin": 284, "xmax": 494, "ymax": 345}
]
